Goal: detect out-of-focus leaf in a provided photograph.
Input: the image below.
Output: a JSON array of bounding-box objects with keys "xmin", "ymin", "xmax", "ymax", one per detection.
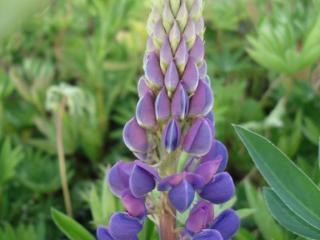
[
  {"xmin": 244, "ymin": 180, "xmax": 286, "ymax": 240},
  {"xmin": 235, "ymin": 126, "xmax": 320, "ymax": 230},
  {"xmin": 264, "ymin": 188, "xmax": 320, "ymax": 239},
  {"xmin": 51, "ymin": 208, "xmax": 95, "ymax": 240}
]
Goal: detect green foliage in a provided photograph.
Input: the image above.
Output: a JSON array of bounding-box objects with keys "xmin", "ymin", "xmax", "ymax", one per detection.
[
  {"xmin": 0, "ymin": 223, "xmax": 39, "ymax": 240},
  {"xmin": 235, "ymin": 126, "xmax": 320, "ymax": 238},
  {"xmin": 51, "ymin": 208, "xmax": 95, "ymax": 240}
]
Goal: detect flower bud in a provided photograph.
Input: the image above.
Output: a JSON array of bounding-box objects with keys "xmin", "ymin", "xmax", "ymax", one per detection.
[
  {"xmin": 162, "ymin": 119, "xmax": 181, "ymax": 153},
  {"xmin": 198, "ymin": 62, "xmax": 207, "ymax": 80},
  {"xmin": 153, "ymin": 19, "xmax": 166, "ymax": 48},
  {"xmin": 107, "ymin": 161, "xmax": 134, "ymax": 197},
  {"xmin": 136, "ymin": 91, "xmax": 157, "ymax": 129},
  {"xmin": 189, "ymin": 80, "xmax": 214, "ymax": 118},
  {"xmin": 184, "ymin": 19, "xmax": 196, "ymax": 48},
  {"xmin": 176, "ymin": 1, "xmax": 188, "ymax": 30},
  {"xmin": 108, "ymin": 212, "xmax": 143, "ymax": 240},
  {"xmin": 201, "ymin": 140, "xmax": 228, "ymax": 173},
  {"xmin": 169, "ymin": 179, "xmax": 195, "ymax": 212},
  {"xmin": 137, "ymin": 77, "xmax": 151, "ymax": 98},
  {"xmin": 183, "ymin": 119, "xmax": 213, "ymax": 156},
  {"xmin": 160, "ymin": 38, "xmax": 173, "ymax": 72},
  {"xmin": 129, "ymin": 160, "xmax": 159, "ymax": 198},
  {"xmin": 175, "ymin": 37, "xmax": 189, "ymax": 74},
  {"xmin": 121, "ymin": 191, "xmax": 146, "ymax": 218},
  {"xmin": 170, "ymin": 0, "xmax": 180, "ymax": 16},
  {"xmin": 200, "ymin": 172, "xmax": 235, "ymax": 204},
  {"xmin": 181, "ymin": 58, "xmax": 199, "ymax": 94},
  {"xmin": 162, "ymin": 2, "xmax": 174, "ymax": 32},
  {"xmin": 144, "ymin": 52, "xmax": 164, "ymax": 90},
  {"xmin": 169, "ymin": 21, "xmax": 181, "ymax": 53},
  {"xmin": 190, "ymin": 0, "xmax": 203, "ymax": 21},
  {"xmin": 155, "ymin": 88, "xmax": 171, "ymax": 121},
  {"xmin": 165, "ymin": 61, "xmax": 180, "ymax": 93},
  {"xmin": 193, "ymin": 229, "xmax": 223, "ymax": 240},
  {"xmin": 186, "ymin": 200, "xmax": 214, "ymax": 234},
  {"xmin": 211, "ymin": 209, "xmax": 240, "ymax": 240},
  {"xmin": 123, "ymin": 117, "xmax": 149, "ymax": 153},
  {"xmin": 172, "ymin": 84, "xmax": 189, "ymax": 119},
  {"xmin": 96, "ymin": 225, "xmax": 113, "ymax": 240},
  {"xmin": 190, "ymin": 36, "xmax": 205, "ymax": 64}
]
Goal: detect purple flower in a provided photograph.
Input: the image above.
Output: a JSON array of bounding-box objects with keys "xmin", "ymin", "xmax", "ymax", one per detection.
[
  {"xmin": 185, "ymin": 200, "xmax": 214, "ymax": 234},
  {"xmin": 99, "ymin": 0, "xmax": 240, "ymax": 238}
]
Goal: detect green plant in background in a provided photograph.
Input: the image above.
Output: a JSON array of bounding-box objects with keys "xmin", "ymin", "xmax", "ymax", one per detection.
[{"xmin": 235, "ymin": 126, "xmax": 320, "ymax": 239}]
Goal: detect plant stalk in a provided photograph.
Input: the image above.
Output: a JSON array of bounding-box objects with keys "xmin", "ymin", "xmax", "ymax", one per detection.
[
  {"xmin": 55, "ymin": 98, "xmax": 73, "ymax": 217},
  {"xmin": 159, "ymin": 193, "xmax": 177, "ymax": 240}
]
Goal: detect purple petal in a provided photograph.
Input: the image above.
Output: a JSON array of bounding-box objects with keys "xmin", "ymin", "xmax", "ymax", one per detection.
[
  {"xmin": 155, "ymin": 88, "xmax": 170, "ymax": 121},
  {"xmin": 184, "ymin": 18, "xmax": 196, "ymax": 47},
  {"xmin": 136, "ymin": 91, "xmax": 157, "ymax": 129},
  {"xmin": 169, "ymin": 21, "xmax": 181, "ymax": 52},
  {"xmin": 201, "ymin": 140, "xmax": 228, "ymax": 173},
  {"xmin": 121, "ymin": 191, "xmax": 146, "ymax": 217},
  {"xmin": 108, "ymin": 212, "xmax": 143, "ymax": 240},
  {"xmin": 190, "ymin": 36, "xmax": 205, "ymax": 64},
  {"xmin": 194, "ymin": 160, "xmax": 221, "ymax": 185},
  {"xmin": 181, "ymin": 58, "xmax": 199, "ymax": 93},
  {"xmin": 198, "ymin": 62, "xmax": 207, "ymax": 80},
  {"xmin": 137, "ymin": 77, "xmax": 151, "ymax": 98},
  {"xmin": 133, "ymin": 151, "xmax": 148, "ymax": 161},
  {"xmin": 211, "ymin": 209, "xmax": 240, "ymax": 239},
  {"xmin": 193, "ymin": 229, "xmax": 223, "ymax": 240},
  {"xmin": 153, "ymin": 19, "xmax": 166, "ymax": 45},
  {"xmin": 144, "ymin": 52, "xmax": 164, "ymax": 90},
  {"xmin": 189, "ymin": 80, "xmax": 214, "ymax": 118},
  {"xmin": 183, "ymin": 119, "xmax": 213, "ymax": 156},
  {"xmin": 158, "ymin": 173, "xmax": 184, "ymax": 191},
  {"xmin": 165, "ymin": 61, "xmax": 180, "ymax": 92},
  {"xmin": 134, "ymin": 160, "xmax": 160, "ymax": 179},
  {"xmin": 186, "ymin": 200, "xmax": 214, "ymax": 234},
  {"xmin": 160, "ymin": 38, "xmax": 173, "ymax": 71},
  {"xmin": 129, "ymin": 161, "xmax": 157, "ymax": 197},
  {"xmin": 123, "ymin": 117, "xmax": 149, "ymax": 153},
  {"xmin": 162, "ymin": 119, "xmax": 181, "ymax": 153},
  {"xmin": 146, "ymin": 37, "xmax": 156, "ymax": 53},
  {"xmin": 97, "ymin": 226, "xmax": 113, "ymax": 240},
  {"xmin": 169, "ymin": 179, "xmax": 195, "ymax": 212},
  {"xmin": 206, "ymin": 112, "xmax": 215, "ymax": 125},
  {"xmin": 107, "ymin": 161, "xmax": 134, "ymax": 197},
  {"xmin": 175, "ymin": 37, "xmax": 189, "ymax": 73},
  {"xmin": 200, "ymin": 172, "xmax": 235, "ymax": 204},
  {"xmin": 185, "ymin": 172, "xmax": 206, "ymax": 190},
  {"xmin": 172, "ymin": 84, "xmax": 189, "ymax": 119}
]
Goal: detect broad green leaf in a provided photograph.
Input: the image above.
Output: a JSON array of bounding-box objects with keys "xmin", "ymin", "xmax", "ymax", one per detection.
[
  {"xmin": 51, "ymin": 208, "xmax": 95, "ymax": 240},
  {"xmin": 234, "ymin": 126, "xmax": 320, "ymax": 230},
  {"xmin": 264, "ymin": 188, "xmax": 320, "ymax": 239}
]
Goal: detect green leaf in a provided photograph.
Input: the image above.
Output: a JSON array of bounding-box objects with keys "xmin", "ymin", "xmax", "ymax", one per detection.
[
  {"xmin": 51, "ymin": 208, "xmax": 95, "ymax": 240},
  {"xmin": 264, "ymin": 188, "xmax": 320, "ymax": 239},
  {"xmin": 234, "ymin": 125, "xmax": 320, "ymax": 230}
]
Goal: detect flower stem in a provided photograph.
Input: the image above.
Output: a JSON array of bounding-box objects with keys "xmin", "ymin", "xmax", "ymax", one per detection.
[
  {"xmin": 55, "ymin": 98, "xmax": 73, "ymax": 217},
  {"xmin": 159, "ymin": 193, "xmax": 177, "ymax": 240}
]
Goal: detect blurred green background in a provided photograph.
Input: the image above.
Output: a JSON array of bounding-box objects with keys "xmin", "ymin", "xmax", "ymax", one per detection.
[{"xmin": 0, "ymin": 0, "xmax": 320, "ymax": 239}]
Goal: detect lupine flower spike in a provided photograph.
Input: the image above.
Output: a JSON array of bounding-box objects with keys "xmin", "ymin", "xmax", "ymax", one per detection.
[{"xmin": 97, "ymin": 0, "xmax": 240, "ymax": 239}]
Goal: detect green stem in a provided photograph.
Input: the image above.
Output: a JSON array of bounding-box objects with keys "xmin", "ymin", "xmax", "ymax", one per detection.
[{"xmin": 55, "ymin": 99, "xmax": 73, "ymax": 217}]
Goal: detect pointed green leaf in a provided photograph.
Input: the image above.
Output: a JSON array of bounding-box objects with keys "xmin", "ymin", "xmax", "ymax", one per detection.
[
  {"xmin": 234, "ymin": 126, "xmax": 320, "ymax": 230},
  {"xmin": 51, "ymin": 208, "xmax": 95, "ymax": 240},
  {"xmin": 264, "ymin": 188, "xmax": 320, "ymax": 239}
]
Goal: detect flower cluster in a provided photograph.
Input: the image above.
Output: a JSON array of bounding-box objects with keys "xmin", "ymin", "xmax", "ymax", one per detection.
[{"xmin": 97, "ymin": 0, "xmax": 240, "ymax": 239}]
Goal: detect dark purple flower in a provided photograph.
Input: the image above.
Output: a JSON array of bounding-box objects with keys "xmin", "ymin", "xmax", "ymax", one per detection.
[
  {"xmin": 121, "ymin": 191, "xmax": 146, "ymax": 218},
  {"xmin": 136, "ymin": 91, "xmax": 157, "ymax": 129},
  {"xmin": 185, "ymin": 200, "xmax": 214, "ymax": 234},
  {"xmin": 96, "ymin": 225, "xmax": 113, "ymax": 240},
  {"xmin": 129, "ymin": 160, "xmax": 159, "ymax": 198},
  {"xmin": 164, "ymin": 60, "xmax": 180, "ymax": 93},
  {"xmin": 183, "ymin": 119, "xmax": 213, "ymax": 156},
  {"xmin": 201, "ymin": 140, "xmax": 229, "ymax": 173},
  {"xmin": 181, "ymin": 58, "xmax": 199, "ymax": 94},
  {"xmin": 200, "ymin": 172, "xmax": 235, "ymax": 204},
  {"xmin": 108, "ymin": 212, "xmax": 142, "ymax": 240},
  {"xmin": 211, "ymin": 209, "xmax": 240, "ymax": 239},
  {"xmin": 172, "ymin": 84, "xmax": 189, "ymax": 119},
  {"xmin": 162, "ymin": 119, "xmax": 181, "ymax": 153},
  {"xmin": 123, "ymin": 117, "xmax": 149, "ymax": 153},
  {"xmin": 144, "ymin": 52, "xmax": 164, "ymax": 90},
  {"xmin": 193, "ymin": 229, "xmax": 223, "ymax": 240},
  {"xmin": 107, "ymin": 161, "xmax": 134, "ymax": 197},
  {"xmin": 155, "ymin": 88, "xmax": 170, "ymax": 122}
]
